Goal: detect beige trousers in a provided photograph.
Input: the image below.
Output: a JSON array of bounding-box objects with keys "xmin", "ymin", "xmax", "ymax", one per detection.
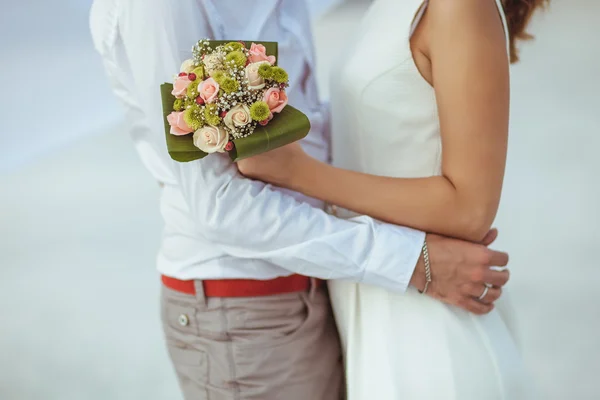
[{"xmin": 161, "ymin": 281, "xmax": 344, "ymax": 400}]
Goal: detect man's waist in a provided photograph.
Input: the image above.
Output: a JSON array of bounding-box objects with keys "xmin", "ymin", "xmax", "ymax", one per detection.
[
  {"xmin": 161, "ymin": 274, "xmax": 322, "ymax": 297},
  {"xmin": 157, "ymin": 252, "xmax": 297, "ymax": 281}
]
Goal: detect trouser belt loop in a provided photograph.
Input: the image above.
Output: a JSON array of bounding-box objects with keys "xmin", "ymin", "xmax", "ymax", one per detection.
[
  {"xmin": 309, "ymin": 277, "xmax": 318, "ymax": 300},
  {"xmin": 194, "ymin": 280, "xmax": 207, "ymax": 306}
]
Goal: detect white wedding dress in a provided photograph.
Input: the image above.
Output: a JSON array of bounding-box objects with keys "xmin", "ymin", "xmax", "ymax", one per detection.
[{"xmin": 328, "ymin": 0, "xmax": 531, "ymax": 399}]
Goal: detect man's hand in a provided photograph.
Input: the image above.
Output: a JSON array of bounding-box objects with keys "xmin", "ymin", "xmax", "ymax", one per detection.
[{"xmin": 410, "ymin": 228, "xmax": 509, "ymax": 315}]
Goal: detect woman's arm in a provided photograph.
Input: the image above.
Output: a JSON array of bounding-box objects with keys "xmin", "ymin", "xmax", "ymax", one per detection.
[{"xmin": 240, "ymin": 0, "xmax": 510, "ymax": 242}]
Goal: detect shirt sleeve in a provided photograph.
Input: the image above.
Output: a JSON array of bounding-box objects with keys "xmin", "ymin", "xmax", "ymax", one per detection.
[
  {"xmin": 90, "ymin": 0, "xmax": 425, "ymax": 292},
  {"xmin": 172, "ymin": 156, "xmax": 425, "ymax": 292}
]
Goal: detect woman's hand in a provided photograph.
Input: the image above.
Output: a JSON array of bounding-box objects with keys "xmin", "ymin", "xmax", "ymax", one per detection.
[{"xmin": 237, "ymin": 142, "xmax": 308, "ymax": 188}]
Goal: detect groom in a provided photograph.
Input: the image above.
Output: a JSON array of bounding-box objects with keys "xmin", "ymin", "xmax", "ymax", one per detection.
[{"xmin": 90, "ymin": 0, "xmax": 510, "ymax": 399}]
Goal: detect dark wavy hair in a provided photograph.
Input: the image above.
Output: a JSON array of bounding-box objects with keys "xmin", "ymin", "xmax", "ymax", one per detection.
[{"xmin": 503, "ymin": 0, "xmax": 550, "ymax": 63}]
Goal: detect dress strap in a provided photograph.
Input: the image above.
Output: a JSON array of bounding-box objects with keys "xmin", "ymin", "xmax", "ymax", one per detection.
[
  {"xmin": 494, "ymin": 0, "xmax": 512, "ymax": 56},
  {"xmin": 409, "ymin": 0, "xmax": 429, "ymax": 38}
]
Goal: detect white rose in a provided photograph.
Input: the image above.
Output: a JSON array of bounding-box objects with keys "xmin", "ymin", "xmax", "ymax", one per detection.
[
  {"xmin": 245, "ymin": 61, "xmax": 269, "ymax": 90},
  {"xmin": 203, "ymin": 52, "xmax": 224, "ymax": 76},
  {"xmin": 193, "ymin": 125, "xmax": 229, "ymax": 153},
  {"xmin": 223, "ymin": 104, "xmax": 251, "ymax": 130},
  {"xmin": 180, "ymin": 59, "xmax": 195, "ymax": 73}
]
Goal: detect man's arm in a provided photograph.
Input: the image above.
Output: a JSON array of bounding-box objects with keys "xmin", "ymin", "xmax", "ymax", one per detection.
[{"xmin": 90, "ymin": 0, "xmax": 425, "ymax": 292}]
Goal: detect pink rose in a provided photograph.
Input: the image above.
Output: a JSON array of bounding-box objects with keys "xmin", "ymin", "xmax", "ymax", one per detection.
[
  {"xmin": 172, "ymin": 75, "xmax": 191, "ymax": 98},
  {"xmin": 259, "ymin": 116, "xmax": 272, "ymax": 126},
  {"xmin": 248, "ymin": 43, "xmax": 276, "ymax": 65},
  {"xmin": 263, "ymin": 87, "xmax": 288, "ymax": 114},
  {"xmin": 198, "ymin": 77, "xmax": 220, "ymax": 104},
  {"xmin": 245, "ymin": 61, "xmax": 269, "ymax": 90},
  {"xmin": 224, "ymin": 104, "xmax": 251, "ymax": 130},
  {"xmin": 193, "ymin": 125, "xmax": 229, "ymax": 153},
  {"xmin": 167, "ymin": 111, "xmax": 193, "ymax": 135}
]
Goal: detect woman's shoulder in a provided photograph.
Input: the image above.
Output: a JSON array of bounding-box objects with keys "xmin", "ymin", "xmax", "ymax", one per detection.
[
  {"xmin": 425, "ymin": 0, "xmax": 508, "ymax": 51},
  {"xmin": 426, "ymin": 0, "xmax": 504, "ymax": 28}
]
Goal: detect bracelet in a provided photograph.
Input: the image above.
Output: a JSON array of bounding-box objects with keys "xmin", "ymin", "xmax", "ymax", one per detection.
[{"xmin": 419, "ymin": 239, "xmax": 432, "ymax": 294}]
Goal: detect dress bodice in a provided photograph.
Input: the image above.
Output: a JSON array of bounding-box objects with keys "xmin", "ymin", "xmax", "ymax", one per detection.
[{"xmin": 330, "ymin": 0, "xmax": 510, "ymax": 178}]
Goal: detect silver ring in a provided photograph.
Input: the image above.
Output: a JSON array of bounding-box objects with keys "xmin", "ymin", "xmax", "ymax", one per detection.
[{"xmin": 478, "ymin": 285, "xmax": 490, "ymax": 300}]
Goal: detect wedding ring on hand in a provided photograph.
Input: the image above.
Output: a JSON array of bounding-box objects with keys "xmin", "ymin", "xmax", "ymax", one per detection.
[{"xmin": 478, "ymin": 283, "xmax": 493, "ymax": 301}]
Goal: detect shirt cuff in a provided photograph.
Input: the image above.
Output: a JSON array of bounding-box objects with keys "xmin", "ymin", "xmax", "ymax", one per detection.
[{"xmin": 361, "ymin": 222, "xmax": 426, "ymax": 293}]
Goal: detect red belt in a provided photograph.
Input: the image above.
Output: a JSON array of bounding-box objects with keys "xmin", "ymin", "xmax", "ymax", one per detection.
[{"xmin": 161, "ymin": 274, "xmax": 321, "ymax": 297}]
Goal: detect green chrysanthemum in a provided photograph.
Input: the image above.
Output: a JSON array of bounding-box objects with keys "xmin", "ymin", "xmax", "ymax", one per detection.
[
  {"xmin": 191, "ymin": 66, "xmax": 205, "ymax": 79},
  {"xmin": 250, "ymin": 101, "xmax": 270, "ymax": 122},
  {"xmin": 221, "ymin": 77, "xmax": 240, "ymax": 93},
  {"xmin": 187, "ymin": 79, "xmax": 200, "ymax": 98},
  {"xmin": 173, "ymin": 99, "xmax": 184, "ymax": 111},
  {"xmin": 258, "ymin": 63, "xmax": 273, "ymax": 79},
  {"xmin": 225, "ymin": 51, "xmax": 247, "ymax": 69},
  {"xmin": 224, "ymin": 42, "xmax": 244, "ymax": 53},
  {"xmin": 204, "ymin": 103, "xmax": 221, "ymax": 126},
  {"xmin": 183, "ymin": 105, "xmax": 204, "ymax": 131},
  {"xmin": 183, "ymin": 98, "xmax": 194, "ymax": 109},
  {"xmin": 211, "ymin": 70, "xmax": 226, "ymax": 83},
  {"xmin": 270, "ymin": 67, "xmax": 288, "ymax": 84},
  {"xmin": 204, "ymin": 103, "xmax": 218, "ymax": 115}
]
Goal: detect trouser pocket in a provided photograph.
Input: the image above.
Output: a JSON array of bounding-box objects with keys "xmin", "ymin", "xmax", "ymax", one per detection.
[{"xmin": 165, "ymin": 343, "xmax": 209, "ymax": 400}]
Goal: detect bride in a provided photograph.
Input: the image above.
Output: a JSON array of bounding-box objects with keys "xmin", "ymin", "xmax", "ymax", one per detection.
[{"xmin": 240, "ymin": 0, "xmax": 548, "ymax": 398}]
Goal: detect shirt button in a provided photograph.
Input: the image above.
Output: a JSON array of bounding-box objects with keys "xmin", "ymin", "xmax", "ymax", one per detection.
[{"xmin": 178, "ymin": 314, "xmax": 189, "ymax": 327}]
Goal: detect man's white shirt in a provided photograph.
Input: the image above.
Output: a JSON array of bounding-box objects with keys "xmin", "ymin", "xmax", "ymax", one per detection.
[{"xmin": 89, "ymin": 0, "xmax": 424, "ymax": 292}]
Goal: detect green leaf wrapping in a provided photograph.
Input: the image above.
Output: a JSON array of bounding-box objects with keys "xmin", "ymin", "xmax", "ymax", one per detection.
[
  {"xmin": 160, "ymin": 40, "xmax": 311, "ymax": 162},
  {"xmin": 161, "ymin": 83, "xmax": 205, "ymax": 162},
  {"xmin": 229, "ymin": 105, "xmax": 310, "ymax": 161}
]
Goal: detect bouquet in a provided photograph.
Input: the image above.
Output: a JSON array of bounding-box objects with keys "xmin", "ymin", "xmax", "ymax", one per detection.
[{"xmin": 161, "ymin": 40, "xmax": 311, "ymax": 162}]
